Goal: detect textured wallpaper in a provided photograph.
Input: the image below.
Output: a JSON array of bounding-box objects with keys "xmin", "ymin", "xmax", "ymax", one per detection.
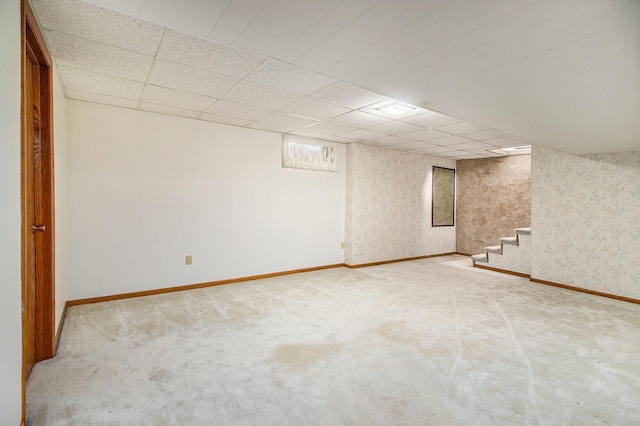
[
  {"xmin": 456, "ymin": 155, "xmax": 531, "ymax": 255},
  {"xmin": 345, "ymin": 143, "xmax": 456, "ymax": 265},
  {"xmin": 531, "ymin": 144, "xmax": 640, "ymax": 299}
]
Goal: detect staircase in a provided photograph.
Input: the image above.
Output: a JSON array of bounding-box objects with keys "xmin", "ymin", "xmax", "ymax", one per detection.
[{"xmin": 471, "ymin": 228, "xmax": 531, "ymax": 276}]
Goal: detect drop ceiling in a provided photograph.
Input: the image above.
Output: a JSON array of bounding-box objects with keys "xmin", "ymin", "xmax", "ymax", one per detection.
[{"xmin": 32, "ymin": 0, "xmax": 640, "ymax": 158}]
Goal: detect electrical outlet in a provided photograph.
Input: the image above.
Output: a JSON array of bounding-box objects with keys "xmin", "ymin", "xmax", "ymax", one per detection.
[
  {"xmin": 341, "ymin": 242, "xmax": 345, "ymax": 249},
  {"xmin": 186, "ymin": 255, "xmax": 192, "ymax": 265}
]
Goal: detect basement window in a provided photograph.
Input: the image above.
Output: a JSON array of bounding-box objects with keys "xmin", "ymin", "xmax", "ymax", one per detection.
[{"xmin": 282, "ymin": 135, "xmax": 338, "ymax": 172}]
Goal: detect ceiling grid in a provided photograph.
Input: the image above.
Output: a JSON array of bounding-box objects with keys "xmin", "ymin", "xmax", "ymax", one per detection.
[{"xmin": 31, "ymin": 0, "xmax": 640, "ymax": 157}]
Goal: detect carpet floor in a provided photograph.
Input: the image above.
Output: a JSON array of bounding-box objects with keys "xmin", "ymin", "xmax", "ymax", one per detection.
[{"xmin": 27, "ymin": 255, "xmax": 640, "ymax": 425}]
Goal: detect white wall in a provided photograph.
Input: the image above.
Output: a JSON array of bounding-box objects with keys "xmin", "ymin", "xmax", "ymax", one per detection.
[
  {"xmin": 67, "ymin": 101, "xmax": 345, "ymax": 300},
  {"xmin": 531, "ymin": 144, "xmax": 640, "ymax": 299},
  {"xmin": 345, "ymin": 143, "xmax": 456, "ymax": 265},
  {"xmin": 0, "ymin": 0, "xmax": 25, "ymax": 423},
  {"xmin": 53, "ymin": 66, "xmax": 68, "ymax": 331}
]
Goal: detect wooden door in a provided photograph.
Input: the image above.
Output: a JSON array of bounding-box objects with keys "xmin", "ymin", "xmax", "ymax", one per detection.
[
  {"xmin": 23, "ymin": 49, "xmax": 38, "ymax": 378},
  {"xmin": 22, "ymin": 0, "xmax": 56, "ymax": 420}
]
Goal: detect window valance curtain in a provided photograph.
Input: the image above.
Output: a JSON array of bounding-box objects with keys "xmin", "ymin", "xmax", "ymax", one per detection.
[{"xmin": 282, "ymin": 135, "xmax": 338, "ymax": 172}]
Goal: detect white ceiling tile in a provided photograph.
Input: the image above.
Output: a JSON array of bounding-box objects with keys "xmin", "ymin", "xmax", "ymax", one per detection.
[
  {"xmin": 139, "ymin": 0, "xmax": 178, "ymax": 24},
  {"xmin": 169, "ymin": 0, "xmax": 232, "ymax": 36},
  {"xmin": 57, "ymin": 66, "xmax": 144, "ymax": 99},
  {"xmin": 325, "ymin": 0, "xmax": 452, "ymax": 82},
  {"xmin": 310, "ymin": 82, "xmax": 387, "ymax": 109},
  {"xmin": 142, "ymin": 85, "xmax": 217, "ymax": 111},
  {"xmin": 370, "ymin": 135, "xmax": 415, "ymax": 146},
  {"xmin": 205, "ymin": 99, "xmax": 273, "ymax": 121},
  {"xmin": 487, "ymin": 136, "xmax": 532, "ymax": 147},
  {"xmin": 456, "ymin": 154, "xmax": 490, "ymax": 159},
  {"xmin": 46, "ymin": 31, "xmax": 154, "ymax": 81},
  {"xmin": 246, "ymin": 122, "xmax": 290, "ymax": 134},
  {"xmin": 431, "ymin": 136, "xmax": 475, "ymax": 146},
  {"xmin": 291, "ymin": 122, "xmax": 356, "ymax": 138},
  {"xmin": 362, "ymin": 139, "xmax": 395, "ymax": 147},
  {"xmin": 338, "ymin": 129, "xmax": 386, "ymax": 141},
  {"xmin": 38, "ymin": 0, "xmax": 640, "ymax": 155},
  {"xmin": 150, "ymin": 59, "xmax": 240, "ymax": 98},
  {"xmin": 33, "ymin": 0, "xmax": 164, "ymax": 55},
  {"xmin": 65, "ymin": 89, "xmax": 139, "ymax": 109},
  {"xmin": 366, "ymin": 121, "xmax": 423, "ymax": 135},
  {"xmin": 467, "ymin": 148, "xmax": 498, "ymax": 155},
  {"xmin": 246, "ymin": 60, "xmax": 335, "ymax": 96},
  {"xmin": 393, "ymin": 141, "xmax": 436, "ymax": 151},
  {"xmin": 434, "ymin": 150, "xmax": 465, "ymax": 158},
  {"xmin": 140, "ymin": 102, "xmax": 201, "ymax": 118},
  {"xmin": 327, "ymin": 0, "xmax": 523, "ymax": 84},
  {"xmin": 280, "ymin": 98, "xmax": 351, "ymax": 121},
  {"xmin": 323, "ymin": 135, "xmax": 357, "ymax": 143},
  {"xmin": 327, "ymin": 110, "xmax": 391, "ymax": 128},
  {"xmin": 198, "ymin": 113, "xmax": 252, "ymax": 127},
  {"xmin": 253, "ymin": 112, "xmax": 319, "ymax": 132},
  {"xmin": 275, "ymin": 0, "xmax": 379, "ymax": 64},
  {"xmin": 417, "ymin": 145, "xmax": 459, "ymax": 154},
  {"xmin": 401, "ymin": 129, "xmax": 451, "ymax": 141},
  {"xmin": 402, "ymin": 111, "xmax": 462, "ymax": 128},
  {"xmin": 448, "ymin": 141, "xmax": 495, "ymax": 150},
  {"xmin": 461, "ymin": 129, "xmax": 509, "ymax": 140},
  {"xmin": 234, "ymin": 0, "xmax": 343, "ymax": 57},
  {"xmin": 222, "ymin": 81, "xmax": 304, "ymax": 111},
  {"xmin": 356, "ymin": 0, "xmax": 574, "ymax": 90},
  {"xmin": 81, "ymin": 0, "xmax": 141, "ymax": 16},
  {"xmin": 208, "ymin": 0, "xmax": 270, "ymax": 44},
  {"xmin": 159, "ymin": 29, "xmax": 265, "ymax": 78},
  {"xmin": 294, "ymin": 1, "xmax": 445, "ymax": 73},
  {"xmin": 434, "ymin": 122, "xmax": 489, "ymax": 134},
  {"xmin": 395, "ymin": 2, "xmax": 640, "ymax": 97}
]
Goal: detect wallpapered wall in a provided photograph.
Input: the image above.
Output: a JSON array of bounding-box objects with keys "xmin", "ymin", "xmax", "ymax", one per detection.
[
  {"xmin": 531, "ymin": 144, "xmax": 640, "ymax": 299},
  {"xmin": 456, "ymin": 155, "xmax": 531, "ymax": 255},
  {"xmin": 345, "ymin": 143, "xmax": 456, "ymax": 265}
]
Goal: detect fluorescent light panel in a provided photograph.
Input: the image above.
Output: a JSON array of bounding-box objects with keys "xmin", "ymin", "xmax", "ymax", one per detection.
[
  {"xmin": 488, "ymin": 145, "xmax": 531, "ymax": 156},
  {"xmin": 374, "ymin": 101, "xmax": 417, "ymax": 118}
]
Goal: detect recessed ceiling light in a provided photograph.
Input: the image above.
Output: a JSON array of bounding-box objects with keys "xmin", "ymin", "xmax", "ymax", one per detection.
[
  {"xmin": 375, "ymin": 102, "xmax": 417, "ymax": 118},
  {"xmin": 502, "ymin": 145, "xmax": 531, "ymax": 152},
  {"xmin": 489, "ymin": 145, "xmax": 531, "ymax": 156}
]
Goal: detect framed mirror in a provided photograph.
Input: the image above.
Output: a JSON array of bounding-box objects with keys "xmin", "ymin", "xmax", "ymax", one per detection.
[{"xmin": 432, "ymin": 166, "xmax": 455, "ymax": 227}]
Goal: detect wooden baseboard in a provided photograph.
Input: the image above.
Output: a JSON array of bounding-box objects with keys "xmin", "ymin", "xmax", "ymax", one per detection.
[
  {"xmin": 530, "ymin": 278, "xmax": 640, "ymax": 305},
  {"xmin": 455, "ymin": 252, "xmax": 473, "ymax": 256},
  {"xmin": 345, "ymin": 252, "xmax": 457, "ymax": 269},
  {"xmin": 67, "ymin": 263, "xmax": 346, "ymax": 306},
  {"xmin": 53, "ymin": 301, "xmax": 68, "ymax": 355},
  {"xmin": 474, "ymin": 264, "xmax": 531, "ymax": 278}
]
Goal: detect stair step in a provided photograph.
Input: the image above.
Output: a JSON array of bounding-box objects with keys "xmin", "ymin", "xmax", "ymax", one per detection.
[
  {"xmin": 500, "ymin": 236, "xmax": 518, "ymax": 246},
  {"xmin": 515, "ymin": 227, "xmax": 531, "ymax": 235},
  {"xmin": 471, "ymin": 254, "xmax": 488, "ymax": 264},
  {"xmin": 484, "ymin": 246, "xmax": 502, "ymax": 254}
]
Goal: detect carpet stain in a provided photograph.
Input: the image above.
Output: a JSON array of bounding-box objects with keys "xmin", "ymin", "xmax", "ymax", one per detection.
[
  {"xmin": 376, "ymin": 322, "xmax": 423, "ymax": 351},
  {"xmin": 272, "ymin": 343, "xmax": 344, "ymax": 370},
  {"xmin": 148, "ymin": 368, "xmax": 170, "ymax": 383},
  {"xmin": 376, "ymin": 322, "xmax": 456, "ymax": 361},
  {"xmin": 63, "ymin": 405, "xmax": 74, "ymax": 420}
]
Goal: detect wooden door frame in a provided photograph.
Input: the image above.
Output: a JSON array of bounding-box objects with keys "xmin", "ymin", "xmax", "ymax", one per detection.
[{"xmin": 21, "ymin": 0, "xmax": 56, "ymax": 421}]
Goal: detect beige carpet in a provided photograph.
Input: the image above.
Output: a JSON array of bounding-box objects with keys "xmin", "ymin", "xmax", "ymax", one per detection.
[{"xmin": 27, "ymin": 255, "xmax": 640, "ymax": 425}]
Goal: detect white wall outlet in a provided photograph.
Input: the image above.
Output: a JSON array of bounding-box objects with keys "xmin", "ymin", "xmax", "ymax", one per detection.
[{"xmin": 186, "ymin": 255, "xmax": 192, "ymax": 265}]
